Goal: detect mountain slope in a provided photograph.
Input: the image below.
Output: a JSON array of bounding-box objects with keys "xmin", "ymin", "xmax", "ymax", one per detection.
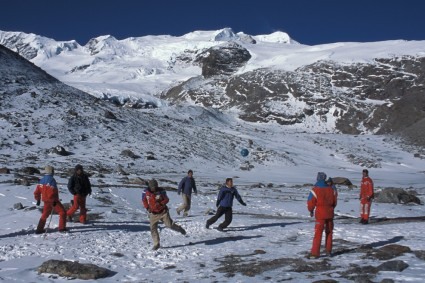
[{"xmin": 1, "ymin": 29, "xmax": 425, "ymax": 143}]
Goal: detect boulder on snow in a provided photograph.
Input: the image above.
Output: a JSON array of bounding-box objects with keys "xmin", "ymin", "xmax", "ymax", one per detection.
[
  {"xmin": 49, "ymin": 145, "xmax": 71, "ymax": 156},
  {"xmin": 377, "ymin": 260, "xmax": 409, "ymax": 272},
  {"xmin": 0, "ymin": 167, "xmax": 10, "ymax": 174},
  {"xmin": 120, "ymin": 149, "xmax": 140, "ymax": 159},
  {"xmin": 20, "ymin": 166, "xmax": 40, "ymax": 175},
  {"xmin": 374, "ymin": 188, "xmax": 422, "ymax": 204},
  {"xmin": 330, "ymin": 177, "xmax": 354, "ymax": 189},
  {"xmin": 38, "ymin": 259, "xmax": 115, "ymax": 280},
  {"xmin": 13, "ymin": 202, "xmax": 24, "ymax": 210}
]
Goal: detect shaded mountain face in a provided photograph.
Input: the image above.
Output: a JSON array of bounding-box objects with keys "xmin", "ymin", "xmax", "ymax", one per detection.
[
  {"xmin": 0, "ymin": 44, "xmax": 264, "ymax": 173},
  {"xmin": 163, "ymin": 53, "xmax": 425, "ymax": 142}
]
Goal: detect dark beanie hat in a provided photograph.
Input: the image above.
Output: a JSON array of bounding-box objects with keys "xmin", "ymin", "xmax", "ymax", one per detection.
[
  {"xmin": 75, "ymin": 164, "xmax": 83, "ymax": 171},
  {"xmin": 148, "ymin": 179, "xmax": 158, "ymax": 189},
  {"xmin": 317, "ymin": 172, "xmax": 327, "ymax": 181}
]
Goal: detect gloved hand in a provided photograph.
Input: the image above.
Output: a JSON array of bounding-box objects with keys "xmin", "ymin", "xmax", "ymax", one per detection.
[
  {"xmin": 36, "ymin": 200, "xmax": 41, "ymax": 206},
  {"xmin": 241, "ymin": 202, "xmax": 247, "ymax": 206},
  {"xmin": 53, "ymin": 201, "xmax": 57, "ymax": 207},
  {"xmin": 310, "ymin": 211, "xmax": 314, "ymax": 217}
]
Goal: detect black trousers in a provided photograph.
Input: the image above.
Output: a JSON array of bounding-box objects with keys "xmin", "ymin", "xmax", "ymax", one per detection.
[{"xmin": 206, "ymin": 206, "xmax": 233, "ymax": 229}]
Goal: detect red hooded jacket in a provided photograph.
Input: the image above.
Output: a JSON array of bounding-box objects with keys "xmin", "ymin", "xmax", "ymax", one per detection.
[
  {"xmin": 360, "ymin": 176, "xmax": 374, "ymax": 201},
  {"xmin": 142, "ymin": 188, "xmax": 169, "ymax": 214},
  {"xmin": 307, "ymin": 180, "xmax": 338, "ymax": 220}
]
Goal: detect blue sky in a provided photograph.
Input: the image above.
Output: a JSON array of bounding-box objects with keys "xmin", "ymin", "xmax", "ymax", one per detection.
[{"xmin": 1, "ymin": 0, "xmax": 424, "ymax": 45}]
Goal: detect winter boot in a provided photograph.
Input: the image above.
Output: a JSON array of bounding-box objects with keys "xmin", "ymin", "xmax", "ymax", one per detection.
[
  {"xmin": 152, "ymin": 244, "xmax": 160, "ymax": 251},
  {"xmin": 36, "ymin": 219, "xmax": 46, "ymax": 234},
  {"xmin": 35, "ymin": 229, "xmax": 46, "ymax": 234},
  {"xmin": 180, "ymin": 227, "xmax": 187, "ymax": 235}
]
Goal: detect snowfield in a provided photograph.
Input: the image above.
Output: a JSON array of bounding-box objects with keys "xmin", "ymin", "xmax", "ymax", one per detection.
[{"xmin": 1, "ymin": 129, "xmax": 425, "ymax": 282}]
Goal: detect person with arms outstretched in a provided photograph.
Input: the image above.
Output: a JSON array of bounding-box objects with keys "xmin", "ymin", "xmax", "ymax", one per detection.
[{"xmin": 206, "ymin": 178, "xmax": 246, "ymax": 231}]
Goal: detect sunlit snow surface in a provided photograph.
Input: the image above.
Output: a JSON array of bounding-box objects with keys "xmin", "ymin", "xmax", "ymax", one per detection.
[{"xmin": 1, "ymin": 127, "xmax": 425, "ymax": 282}]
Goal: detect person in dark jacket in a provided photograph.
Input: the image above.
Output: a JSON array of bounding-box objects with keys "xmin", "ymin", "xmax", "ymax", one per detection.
[
  {"xmin": 34, "ymin": 165, "xmax": 67, "ymax": 234},
  {"xmin": 142, "ymin": 179, "xmax": 186, "ymax": 250},
  {"xmin": 206, "ymin": 178, "xmax": 246, "ymax": 231},
  {"xmin": 66, "ymin": 164, "xmax": 92, "ymax": 224},
  {"xmin": 176, "ymin": 169, "xmax": 197, "ymax": 217}
]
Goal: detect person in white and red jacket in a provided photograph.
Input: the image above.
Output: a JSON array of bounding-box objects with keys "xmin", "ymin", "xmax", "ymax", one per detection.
[
  {"xmin": 34, "ymin": 165, "xmax": 67, "ymax": 234},
  {"xmin": 307, "ymin": 172, "xmax": 338, "ymax": 258},
  {"xmin": 142, "ymin": 179, "xmax": 186, "ymax": 250}
]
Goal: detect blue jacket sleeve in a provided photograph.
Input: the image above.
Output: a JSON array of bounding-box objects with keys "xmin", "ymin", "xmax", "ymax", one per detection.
[
  {"xmin": 177, "ymin": 178, "xmax": 184, "ymax": 194},
  {"xmin": 192, "ymin": 178, "xmax": 197, "ymax": 194},
  {"xmin": 216, "ymin": 189, "xmax": 224, "ymax": 207},
  {"xmin": 235, "ymin": 189, "xmax": 245, "ymax": 205}
]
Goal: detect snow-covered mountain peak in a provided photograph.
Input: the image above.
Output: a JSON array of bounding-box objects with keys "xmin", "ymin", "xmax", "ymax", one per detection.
[
  {"xmin": 254, "ymin": 30, "xmax": 297, "ymax": 44},
  {"xmin": 212, "ymin": 27, "xmax": 237, "ymax": 41}
]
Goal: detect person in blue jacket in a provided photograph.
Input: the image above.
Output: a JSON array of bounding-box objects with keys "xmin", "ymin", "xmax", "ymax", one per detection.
[
  {"xmin": 206, "ymin": 178, "xmax": 246, "ymax": 231},
  {"xmin": 176, "ymin": 170, "xmax": 197, "ymax": 217}
]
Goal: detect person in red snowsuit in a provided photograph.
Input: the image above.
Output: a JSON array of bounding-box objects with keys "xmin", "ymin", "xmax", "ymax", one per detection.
[
  {"xmin": 34, "ymin": 165, "xmax": 67, "ymax": 234},
  {"xmin": 359, "ymin": 169, "xmax": 374, "ymax": 224},
  {"xmin": 307, "ymin": 172, "xmax": 338, "ymax": 258}
]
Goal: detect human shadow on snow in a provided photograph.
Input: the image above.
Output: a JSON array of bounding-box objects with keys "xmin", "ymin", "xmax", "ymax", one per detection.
[
  {"xmin": 332, "ymin": 236, "xmax": 404, "ymax": 257},
  {"xmin": 0, "ymin": 229, "xmax": 37, "ymax": 239},
  {"xmin": 166, "ymin": 235, "xmax": 263, "ymax": 249},
  {"xmin": 63, "ymin": 221, "xmax": 151, "ymax": 234},
  {"xmin": 224, "ymin": 221, "xmax": 303, "ymax": 232},
  {"xmin": 0, "ymin": 221, "xmax": 151, "ymax": 239}
]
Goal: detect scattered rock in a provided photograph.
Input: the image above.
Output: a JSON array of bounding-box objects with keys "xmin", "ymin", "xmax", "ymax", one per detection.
[
  {"xmin": 0, "ymin": 167, "xmax": 10, "ymax": 174},
  {"xmin": 365, "ymin": 244, "xmax": 411, "ymax": 260},
  {"xmin": 38, "ymin": 259, "xmax": 115, "ymax": 280},
  {"xmin": 20, "ymin": 166, "xmax": 40, "ymax": 175},
  {"xmin": 13, "ymin": 202, "xmax": 24, "ymax": 210},
  {"xmin": 14, "ymin": 177, "xmax": 30, "ymax": 186},
  {"xmin": 413, "ymin": 250, "xmax": 425, "ymax": 260},
  {"xmin": 374, "ymin": 188, "xmax": 422, "ymax": 204},
  {"xmin": 49, "ymin": 145, "xmax": 71, "ymax": 156},
  {"xmin": 377, "ymin": 260, "xmax": 408, "ymax": 272},
  {"xmin": 120, "ymin": 149, "xmax": 140, "ymax": 159},
  {"xmin": 104, "ymin": 110, "xmax": 117, "ymax": 119}
]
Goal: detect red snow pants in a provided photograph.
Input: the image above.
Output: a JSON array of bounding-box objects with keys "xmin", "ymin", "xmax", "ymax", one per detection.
[
  {"xmin": 67, "ymin": 194, "xmax": 87, "ymax": 223},
  {"xmin": 37, "ymin": 202, "xmax": 66, "ymax": 232},
  {"xmin": 311, "ymin": 218, "xmax": 334, "ymax": 257},
  {"xmin": 360, "ymin": 199, "xmax": 372, "ymax": 222}
]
